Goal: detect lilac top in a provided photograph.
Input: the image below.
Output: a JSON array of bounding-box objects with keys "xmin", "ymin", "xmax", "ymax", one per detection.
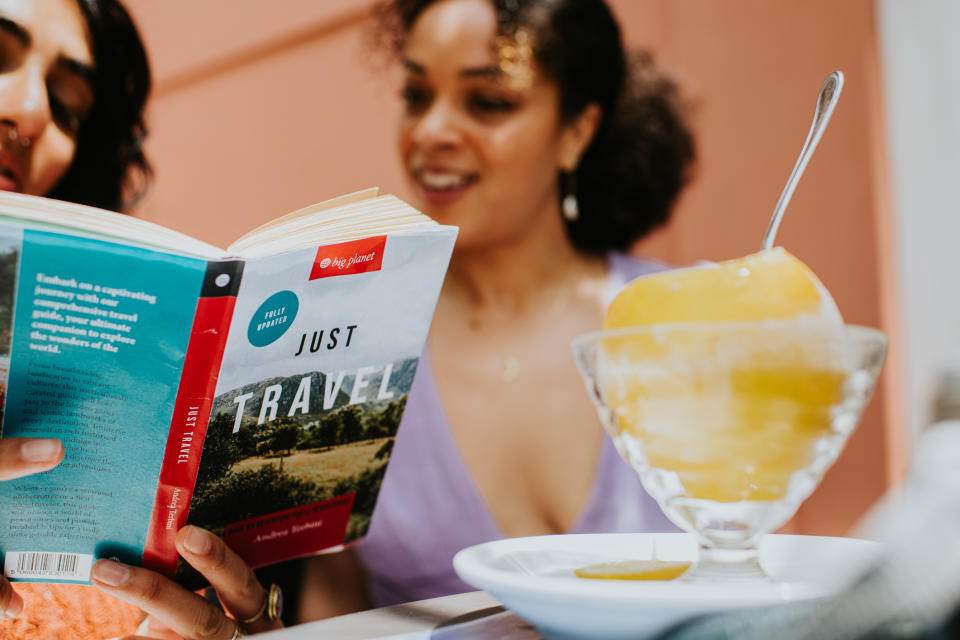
[{"xmin": 354, "ymin": 253, "xmax": 678, "ymax": 607}]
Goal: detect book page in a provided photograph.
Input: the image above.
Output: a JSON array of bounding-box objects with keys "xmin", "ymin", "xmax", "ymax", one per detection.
[
  {"xmin": 225, "ymin": 187, "xmax": 381, "ymax": 242},
  {"xmin": 0, "ymin": 190, "xmax": 438, "ymax": 265},
  {"xmin": 226, "ymin": 192, "xmax": 437, "ymax": 258},
  {"xmin": 0, "ymin": 191, "xmax": 224, "ymax": 259}
]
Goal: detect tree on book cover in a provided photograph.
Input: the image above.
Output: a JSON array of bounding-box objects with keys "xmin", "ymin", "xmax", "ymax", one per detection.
[{"xmin": 0, "ymin": 189, "xmax": 456, "ymax": 585}]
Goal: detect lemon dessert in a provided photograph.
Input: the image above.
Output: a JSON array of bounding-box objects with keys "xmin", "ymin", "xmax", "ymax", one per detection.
[
  {"xmin": 575, "ymin": 248, "xmax": 850, "ymax": 580},
  {"xmin": 601, "ymin": 248, "xmax": 845, "ymax": 504}
]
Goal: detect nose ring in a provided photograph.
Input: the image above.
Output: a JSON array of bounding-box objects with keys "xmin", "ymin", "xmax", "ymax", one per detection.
[{"xmin": 2, "ymin": 122, "xmax": 31, "ymax": 149}]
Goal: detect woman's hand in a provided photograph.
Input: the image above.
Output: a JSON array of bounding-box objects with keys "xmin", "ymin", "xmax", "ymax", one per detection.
[
  {"xmin": 0, "ymin": 436, "xmax": 65, "ymax": 620},
  {"xmin": 0, "ymin": 437, "xmax": 65, "ymax": 481},
  {"xmin": 91, "ymin": 525, "xmax": 282, "ymax": 639}
]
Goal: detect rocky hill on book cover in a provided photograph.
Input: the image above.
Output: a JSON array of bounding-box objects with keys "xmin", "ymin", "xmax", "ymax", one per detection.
[{"xmin": 0, "ymin": 201, "xmax": 456, "ymax": 585}]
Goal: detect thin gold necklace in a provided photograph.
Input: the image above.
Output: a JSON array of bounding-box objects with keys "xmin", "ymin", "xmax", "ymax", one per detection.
[
  {"xmin": 501, "ymin": 354, "xmax": 521, "ymax": 383},
  {"xmin": 495, "ymin": 263, "xmax": 608, "ymax": 384}
]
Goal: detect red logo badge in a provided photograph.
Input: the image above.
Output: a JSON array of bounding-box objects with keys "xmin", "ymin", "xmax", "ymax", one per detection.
[{"xmin": 310, "ymin": 236, "xmax": 387, "ymax": 280}]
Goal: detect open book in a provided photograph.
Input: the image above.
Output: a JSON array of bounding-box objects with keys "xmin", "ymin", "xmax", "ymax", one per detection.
[{"xmin": 0, "ymin": 189, "xmax": 457, "ymax": 586}]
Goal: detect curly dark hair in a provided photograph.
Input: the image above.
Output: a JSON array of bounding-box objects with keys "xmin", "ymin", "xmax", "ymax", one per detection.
[
  {"xmin": 373, "ymin": 0, "xmax": 696, "ymax": 255},
  {"xmin": 46, "ymin": 0, "xmax": 151, "ymax": 213}
]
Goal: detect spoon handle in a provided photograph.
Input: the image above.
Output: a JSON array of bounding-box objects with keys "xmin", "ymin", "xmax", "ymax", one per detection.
[{"xmin": 761, "ymin": 71, "xmax": 845, "ymax": 250}]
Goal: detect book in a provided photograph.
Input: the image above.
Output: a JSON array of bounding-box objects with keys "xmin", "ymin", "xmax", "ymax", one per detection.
[{"xmin": 0, "ymin": 188, "xmax": 457, "ymax": 586}]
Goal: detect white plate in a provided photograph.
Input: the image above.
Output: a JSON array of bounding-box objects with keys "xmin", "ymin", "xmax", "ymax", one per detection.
[{"xmin": 453, "ymin": 533, "xmax": 881, "ymax": 640}]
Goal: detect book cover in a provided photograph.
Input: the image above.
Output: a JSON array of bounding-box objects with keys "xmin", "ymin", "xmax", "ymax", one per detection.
[
  {"xmin": 0, "ymin": 226, "xmax": 208, "ymax": 583},
  {"xmin": 174, "ymin": 231, "xmax": 452, "ymax": 585},
  {"xmin": 0, "ymin": 190, "xmax": 457, "ymax": 585}
]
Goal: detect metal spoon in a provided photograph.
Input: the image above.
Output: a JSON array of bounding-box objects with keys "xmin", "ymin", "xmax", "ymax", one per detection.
[{"xmin": 761, "ymin": 71, "xmax": 845, "ymax": 250}]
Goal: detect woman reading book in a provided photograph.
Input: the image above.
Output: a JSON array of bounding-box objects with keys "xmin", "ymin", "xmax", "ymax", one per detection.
[
  {"xmin": 110, "ymin": 0, "xmax": 693, "ymax": 635},
  {"xmin": 0, "ymin": 1, "xmax": 222, "ymax": 637},
  {"xmin": 88, "ymin": 0, "xmax": 696, "ymax": 637}
]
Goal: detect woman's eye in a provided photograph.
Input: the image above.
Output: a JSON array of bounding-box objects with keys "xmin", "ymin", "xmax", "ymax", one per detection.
[
  {"xmin": 0, "ymin": 36, "xmax": 22, "ymax": 74},
  {"xmin": 0, "ymin": 20, "xmax": 26, "ymax": 75},
  {"xmin": 468, "ymin": 94, "xmax": 517, "ymax": 115},
  {"xmin": 49, "ymin": 96, "xmax": 83, "ymax": 137},
  {"xmin": 47, "ymin": 73, "xmax": 93, "ymax": 138},
  {"xmin": 401, "ymin": 86, "xmax": 431, "ymax": 114}
]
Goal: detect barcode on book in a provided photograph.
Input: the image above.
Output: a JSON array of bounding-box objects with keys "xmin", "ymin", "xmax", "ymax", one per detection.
[{"xmin": 4, "ymin": 552, "xmax": 92, "ymax": 580}]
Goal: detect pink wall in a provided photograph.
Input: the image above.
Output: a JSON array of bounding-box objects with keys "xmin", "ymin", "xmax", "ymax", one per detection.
[
  {"xmin": 125, "ymin": 1, "xmax": 404, "ymax": 247},
  {"xmin": 125, "ymin": 0, "xmax": 901, "ymax": 535}
]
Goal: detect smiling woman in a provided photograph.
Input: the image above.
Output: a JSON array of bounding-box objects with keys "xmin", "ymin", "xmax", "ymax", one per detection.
[{"xmin": 293, "ymin": 0, "xmax": 698, "ymax": 619}]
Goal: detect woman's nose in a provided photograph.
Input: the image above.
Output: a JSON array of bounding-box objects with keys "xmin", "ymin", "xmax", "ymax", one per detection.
[
  {"xmin": 410, "ymin": 99, "xmax": 462, "ymax": 148},
  {"xmin": 0, "ymin": 68, "xmax": 51, "ymax": 144}
]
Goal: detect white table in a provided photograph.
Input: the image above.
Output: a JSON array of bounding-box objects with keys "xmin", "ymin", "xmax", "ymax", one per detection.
[{"xmin": 257, "ymin": 591, "xmax": 540, "ymax": 639}]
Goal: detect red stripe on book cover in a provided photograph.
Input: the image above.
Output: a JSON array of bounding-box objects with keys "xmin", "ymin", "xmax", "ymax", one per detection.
[
  {"xmin": 222, "ymin": 494, "xmax": 355, "ymax": 568},
  {"xmin": 142, "ymin": 296, "xmax": 236, "ymax": 576},
  {"xmin": 310, "ymin": 236, "xmax": 387, "ymax": 280}
]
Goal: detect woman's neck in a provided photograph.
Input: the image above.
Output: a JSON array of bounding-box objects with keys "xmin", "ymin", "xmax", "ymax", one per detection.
[{"xmin": 443, "ymin": 227, "xmax": 607, "ymax": 320}]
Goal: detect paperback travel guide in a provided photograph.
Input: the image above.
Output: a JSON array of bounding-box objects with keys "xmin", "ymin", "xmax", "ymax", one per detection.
[{"xmin": 0, "ymin": 189, "xmax": 456, "ymax": 585}]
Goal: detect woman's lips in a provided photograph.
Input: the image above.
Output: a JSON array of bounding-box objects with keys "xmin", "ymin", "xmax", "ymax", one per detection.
[
  {"xmin": 0, "ymin": 150, "xmax": 24, "ymax": 193},
  {"xmin": 0, "ymin": 168, "xmax": 20, "ymax": 192},
  {"xmin": 413, "ymin": 169, "xmax": 478, "ymax": 206}
]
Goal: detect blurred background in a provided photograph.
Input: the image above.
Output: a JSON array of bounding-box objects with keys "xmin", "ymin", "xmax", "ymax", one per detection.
[{"xmin": 119, "ymin": 0, "xmax": 954, "ymax": 538}]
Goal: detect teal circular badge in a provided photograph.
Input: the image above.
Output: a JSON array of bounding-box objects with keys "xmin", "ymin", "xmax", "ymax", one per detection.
[{"xmin": 248, "ymin": 291, "xmax": 299, "ymax": 347}]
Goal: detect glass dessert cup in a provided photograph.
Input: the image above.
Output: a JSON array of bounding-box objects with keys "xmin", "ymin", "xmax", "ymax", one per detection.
[{"xmin": 572, "ymin": 322, "xmax": 887, "ymax": 581}]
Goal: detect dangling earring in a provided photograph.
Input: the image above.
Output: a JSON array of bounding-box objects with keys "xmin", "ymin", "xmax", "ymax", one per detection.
[{"xmin": 562, "ymin": 170, "xmax": 579, "ymax": 221}]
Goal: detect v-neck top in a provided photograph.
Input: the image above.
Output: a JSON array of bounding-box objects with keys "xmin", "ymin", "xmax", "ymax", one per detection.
[{"xmin": 353, "ymin": 253, "xmax": 679, "ymax": 607}]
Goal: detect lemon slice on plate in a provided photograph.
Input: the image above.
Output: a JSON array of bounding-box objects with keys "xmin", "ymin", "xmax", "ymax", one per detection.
[{"xmin": 574, "ymin": 559, "xmax": 692, "ymax": 581}]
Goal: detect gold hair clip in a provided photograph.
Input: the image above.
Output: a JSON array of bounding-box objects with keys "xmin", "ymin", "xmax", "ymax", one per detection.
[{"xmin": 494, "ymin": 28, "xmax": 534, "ymax": 92}]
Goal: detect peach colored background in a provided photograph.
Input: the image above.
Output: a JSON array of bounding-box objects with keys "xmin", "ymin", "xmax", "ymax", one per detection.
[{"xmin": 123, "ymin": 0, "xmax": 902, "ymax": 537}]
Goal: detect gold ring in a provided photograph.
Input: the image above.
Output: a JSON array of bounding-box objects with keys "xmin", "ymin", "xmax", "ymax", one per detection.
[
  {"xmin": 230, "ymin": 621, "xmax": 247, "ymax": 639},
  {"xmin": 240, "ymin": 583, "xmax": 282, "ymax": 625}
]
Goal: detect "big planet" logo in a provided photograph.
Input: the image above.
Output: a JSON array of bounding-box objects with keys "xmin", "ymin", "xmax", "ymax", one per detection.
[{"xmin": 310, "ymin": 236, "xmax": 387, "ymax": 280}]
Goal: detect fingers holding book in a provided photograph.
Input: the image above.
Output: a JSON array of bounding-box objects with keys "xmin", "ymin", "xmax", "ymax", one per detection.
[
  {"xmin": 0, "ymin": 571, "xmax": 23, "ymax": 619},
  {"xmin": 0, "ymin": 437, "xmax": 64, "ymax": 481},
  {"xmin": 91, "ymin": 525, "xmax": 281, "ymax": 639},
  {"xmin": 90, "ymin": 557, "xmax": 237, "ymax": 639},
  {"xmin": 0, "ymin": 437, "xmax": 63, "ymax": 620},
  {"xmin": 174, "ymin": 526, "xmax": 281, "ymax": 635},
  {"xmin": 126, "ymin": 614, "xmax": 189, "ymax": 640}
]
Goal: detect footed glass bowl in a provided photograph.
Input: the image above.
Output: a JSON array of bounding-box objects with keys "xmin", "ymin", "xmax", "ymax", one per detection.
[{"xmin": 571, "ymin": 322, "xmax": 887, "ymax": 579}]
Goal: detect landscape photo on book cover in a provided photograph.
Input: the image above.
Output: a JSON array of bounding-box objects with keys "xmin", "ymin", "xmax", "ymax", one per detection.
[
  {"xmin": 168, "ymin": 233, "xmax": 457, "ymax": 584},
  {"xmin": 175, "ymin": 358, "xmax": 418, "ymax": 584},
  {"xmin": 206, "ymin": 357, "xmax": 416, "ymax": 535}
]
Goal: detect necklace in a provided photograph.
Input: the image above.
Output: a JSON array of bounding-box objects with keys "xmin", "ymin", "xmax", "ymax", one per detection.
[
  {"xmin": 496, "ymin": 282, "xmax": 605, "ymax": 384},
  {"xmin": 501, "ymin": 355, "xmax": 521, "ymax": 383},
  {"xmin": 451, "ymin": 258, "xmax": 608, "ymax": 384}
]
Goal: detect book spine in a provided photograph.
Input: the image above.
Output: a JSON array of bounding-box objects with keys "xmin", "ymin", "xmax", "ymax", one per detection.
[{"xmin": 141, "ymin": 261, "xmax": 245, "ymax": 576}]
